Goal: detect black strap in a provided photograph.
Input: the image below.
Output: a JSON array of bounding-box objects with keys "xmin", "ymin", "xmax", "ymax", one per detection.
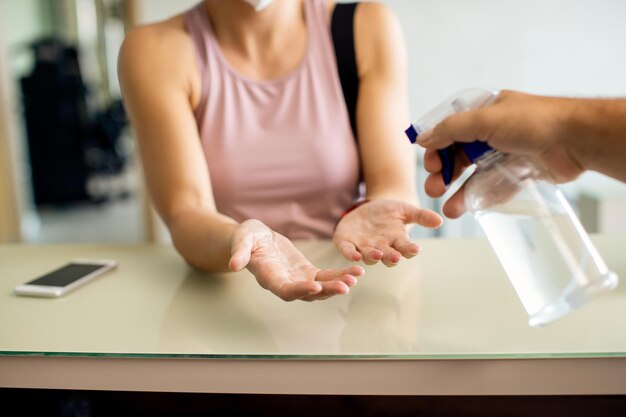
[{"xmin": 331, "ymin": 2, "xmax": 360, "ymax": 143}]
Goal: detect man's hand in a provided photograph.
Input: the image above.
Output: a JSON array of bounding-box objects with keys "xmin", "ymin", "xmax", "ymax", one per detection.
[{"xmin": 418, "ymin": 90, "xmax": 585, "ymax": 218}]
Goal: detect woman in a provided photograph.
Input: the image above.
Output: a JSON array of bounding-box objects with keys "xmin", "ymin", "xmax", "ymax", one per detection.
[{"xmin": 118, "ymin": 0, "xmax": 442, "ymax": 302}]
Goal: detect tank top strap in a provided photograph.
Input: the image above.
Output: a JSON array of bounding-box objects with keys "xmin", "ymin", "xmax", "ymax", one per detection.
[
  {"xmin": 304, "ymin": 0, "xmax": 353, "ymax": 133},
  {"xmin": 183, "ymin": 3, "xmax": 214, "ymax": 121},
  {"xmin": 305, "ymin": 0, "xmax": 339, "ymax": 67}
]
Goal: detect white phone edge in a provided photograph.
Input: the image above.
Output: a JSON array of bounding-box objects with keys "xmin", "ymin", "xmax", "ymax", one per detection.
[{"xmin": 14, "ymin": 259, "xmax": 118, "ymax": 298}]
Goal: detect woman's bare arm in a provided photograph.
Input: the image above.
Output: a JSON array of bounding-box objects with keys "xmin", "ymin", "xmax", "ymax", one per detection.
[
  {"xmin": 332, "ymin": 4, "xmax": 442, "ymax": 267},
  {"xmin": 353, "ymin": 3, "xmax": 416, "ymax": 203},
  {"xmin": 118, "ymin": 20, "xmax": 237, "ymax": 271}
]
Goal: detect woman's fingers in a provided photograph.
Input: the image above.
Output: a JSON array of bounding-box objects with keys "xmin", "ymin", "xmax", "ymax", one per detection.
[
  {"xmin": 276, "ymin": 277, "xmax": 351, "ymax": 302},
  {"xmin": 263, "ymin": 264, "xmax": 362, "ymax": 302},
  {"xmin": 302, "ymin": 267, "xmax": 364, "ymax": 301},
  {"xmin": 273, "ymin": 280, "xmax": 323, "ymax": 302},
  {"xmin": 392, "ymin": 239, "xmax": 421, "ymax": 259},
  {"xmin": 356, "ymin": 246, "xmax": 384, "ymax": 265},
  {"xmin": 379, "ymin": 246, "xmax": 402, "ymax": 267},
  {"xmin": 300, "ymin": 281, "xmax": 352, "ymax": 302},
  {"xmin": 319, "ymin": 280, "xmax": 351, "ymax": 295},
  {"xmin": 315, "ymin": 266, "xmax": 364, "ymax": 284},
  {"xmin": 228, "ymin": 228, "xmax": 254, "ymax": 271},
  {"xmin": 404, "ymin": 207, "xmax": 443, "ymax": 228},
  {"xmin": 303, "ymin": 281, "xmax": 352, "ymax": 301},
  {"xmin": 241, "ymin": 223, "xmax": 363, "ymax": 302},
  {"xmin": 335, "ymin": 240, "xmax": 362, "ymax": 262}
]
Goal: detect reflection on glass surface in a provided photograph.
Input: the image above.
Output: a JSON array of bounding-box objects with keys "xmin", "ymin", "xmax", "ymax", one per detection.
[{"xmin": 159, "ymin": 241, "xmax": 423, "ymax": 355}]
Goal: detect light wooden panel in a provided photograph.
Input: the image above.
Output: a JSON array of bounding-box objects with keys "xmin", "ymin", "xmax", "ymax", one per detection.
[{"xmin": 0, "ymin": 18, "xmax": 22, "ymax": 243}]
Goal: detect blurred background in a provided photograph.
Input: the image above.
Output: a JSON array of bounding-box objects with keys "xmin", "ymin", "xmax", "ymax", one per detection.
[{"xmin": 1, "ymin": 0, "xmax": 625, "ymax": 245}]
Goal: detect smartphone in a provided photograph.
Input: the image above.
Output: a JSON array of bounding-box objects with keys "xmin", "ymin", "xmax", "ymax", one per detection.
[{"xmin": 14, "ymin": 259, "xmax": 117, "ymax": 298}]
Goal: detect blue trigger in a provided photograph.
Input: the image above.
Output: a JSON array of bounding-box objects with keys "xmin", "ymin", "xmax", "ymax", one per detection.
[{"xmin": 437, "ymin": 146, "xmax": 456, "ymax": 186}]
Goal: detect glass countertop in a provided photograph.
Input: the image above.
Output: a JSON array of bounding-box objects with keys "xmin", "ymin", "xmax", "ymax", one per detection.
[{"xmin": 1, "ymin": 236, "xmax": 625, "ymax": 360}]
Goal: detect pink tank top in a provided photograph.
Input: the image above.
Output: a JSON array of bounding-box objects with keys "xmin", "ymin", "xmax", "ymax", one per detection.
[{"xmin": 184, "ymin": 0, "xmax": 360, "ymax": 239}]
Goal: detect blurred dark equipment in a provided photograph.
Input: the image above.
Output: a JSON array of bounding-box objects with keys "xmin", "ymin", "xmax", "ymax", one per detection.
[
  {"xmin": 87, "ymin": 99, "xmax": 129, "ymax": 177},
  {"xmin": 20, "ymin": 37, "xmax": 128, "ymax": 206}
]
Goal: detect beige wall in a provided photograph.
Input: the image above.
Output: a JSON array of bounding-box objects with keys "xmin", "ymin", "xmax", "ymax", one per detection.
[{"xmin": 135, "ymin": 0, "xmax": 198, "ymax": 24}]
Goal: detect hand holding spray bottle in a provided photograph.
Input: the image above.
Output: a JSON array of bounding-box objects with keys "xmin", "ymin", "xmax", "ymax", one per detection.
[{"xmin": 406, "ymin": 89, "xmax": 618, "ymax": 327}]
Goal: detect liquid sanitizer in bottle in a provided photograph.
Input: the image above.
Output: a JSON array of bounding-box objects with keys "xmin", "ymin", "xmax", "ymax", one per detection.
[{"xmin": 405, "ymin": 88, "xmax": 618, "ymax": 327}]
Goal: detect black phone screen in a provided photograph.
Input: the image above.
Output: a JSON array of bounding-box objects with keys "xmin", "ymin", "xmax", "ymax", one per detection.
[{"xmin": 26, "ymin": 263, "xmax": 106, "ymax": 287}]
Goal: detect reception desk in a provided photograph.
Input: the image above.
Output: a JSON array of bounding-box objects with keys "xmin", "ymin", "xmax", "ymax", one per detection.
[{"xmin": 1, "ymin": 236, "xmax": 625, "ymax": 395}]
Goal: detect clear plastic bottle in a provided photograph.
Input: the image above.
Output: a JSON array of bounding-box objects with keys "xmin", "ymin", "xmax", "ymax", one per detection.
[{"xmin": 406, "ymin": 89, "xmax": 618, "ymax": 327}]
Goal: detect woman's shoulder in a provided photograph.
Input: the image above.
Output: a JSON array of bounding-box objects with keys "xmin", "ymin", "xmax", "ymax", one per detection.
[
  {"xmin": 118, "ymin": 15, "xmax": 199, "ymax": 97},
  {"xmin": 119, "ymin": 16, "xmax": 190, "ymax": 66},
  {"xmin": 352, "ymin": 2, "xmax": 405, "ymax": 76},
  {"xmin": 354, "ymin": 2, "xmax": 401, "ymax": 36},
  {"xmin": 329, "ymin": 1, "xmax": 402, "ymax": 55}
]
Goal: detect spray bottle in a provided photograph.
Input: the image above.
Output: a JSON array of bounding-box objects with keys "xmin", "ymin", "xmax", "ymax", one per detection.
[{"xmin": 406, "ymin": 89, "xmax": 618, "ymax": 327}]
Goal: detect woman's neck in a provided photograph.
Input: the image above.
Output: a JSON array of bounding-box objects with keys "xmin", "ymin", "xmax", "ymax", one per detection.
[{"xmin": 204, "ymin": 0, "xmax": 305, "ymax": 62}]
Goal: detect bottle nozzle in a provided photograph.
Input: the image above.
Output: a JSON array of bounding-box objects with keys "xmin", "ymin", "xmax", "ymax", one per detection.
[{"xmin": 405, "ymin": 88, "xmax": 500, "ymax": 185}]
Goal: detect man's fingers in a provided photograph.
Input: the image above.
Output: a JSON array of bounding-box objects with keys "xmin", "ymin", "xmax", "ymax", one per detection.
[
  {"xmin": 418, "ymin": 109, "xmax": 491, "ymax": 149},
  {"xmin": 442, "ymin": 185, "xmax": 468, "ymax": 219},
  {"xmin": 425, "ymin": 143, "xmax": 472, "ymax": 193},
  {"xmin": 423, "ymin": 148, "xmax": 442, "ymax": 173},
  {"xmin": 423, "ymin": 180, "xmax": 468, "ymax": 219},
  {"xmin": 424, "ymin": 172, "xmax": 447, "ymax": 198}
]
